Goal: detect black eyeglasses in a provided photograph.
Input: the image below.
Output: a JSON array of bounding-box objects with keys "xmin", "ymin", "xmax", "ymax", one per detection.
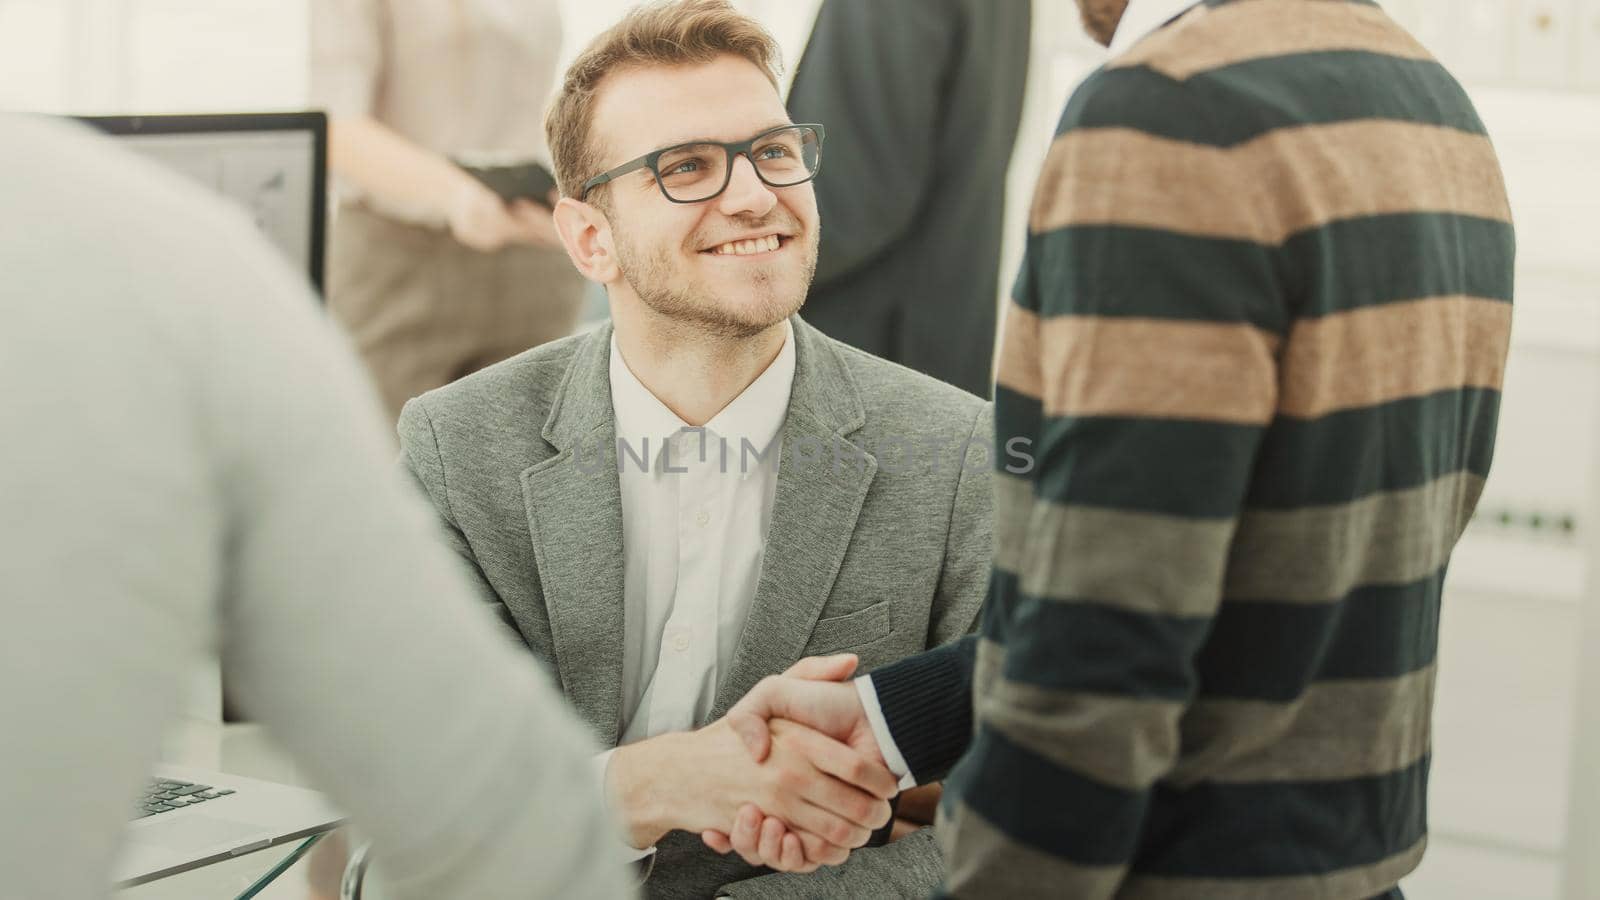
[{"xmin": 579, "ymin": 123, "xmax": 825, "ymax": 204}]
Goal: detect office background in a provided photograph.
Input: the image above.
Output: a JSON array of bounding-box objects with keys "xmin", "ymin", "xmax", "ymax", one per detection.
[{"xmin": 3, "ymin": 1, "xmax": 1598, "ymax": 897}]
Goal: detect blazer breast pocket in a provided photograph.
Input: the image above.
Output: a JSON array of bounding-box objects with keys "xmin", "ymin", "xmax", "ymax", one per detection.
[{"xmin": 807, "ymin": 599, "xmax": 895, "ymax": 655}]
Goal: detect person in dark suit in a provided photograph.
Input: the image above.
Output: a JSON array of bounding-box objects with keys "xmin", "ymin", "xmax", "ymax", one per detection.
[{"xmin": 785, "ymin": 0, "xmax": 1031, "ymax": 398}]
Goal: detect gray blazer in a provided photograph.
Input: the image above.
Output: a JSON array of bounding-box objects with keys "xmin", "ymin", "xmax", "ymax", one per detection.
[{"xmin": 398, "ymin": 317, "xmax": 993, "ymax": 899}]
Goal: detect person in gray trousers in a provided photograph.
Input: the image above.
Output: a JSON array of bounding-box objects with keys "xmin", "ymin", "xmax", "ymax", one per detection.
[{"xmin": 786, "ymin": 0, "xmax": 1032, "ymax": 398}]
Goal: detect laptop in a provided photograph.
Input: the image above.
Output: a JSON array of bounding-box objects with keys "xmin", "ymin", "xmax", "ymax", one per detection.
[
  {"xmin": 112, "ymin": 764, "xmax": 343, "ymax": 888},
  {"xmin": 74, "ymin": 112, "xmax": 328, "ymax": 297}
]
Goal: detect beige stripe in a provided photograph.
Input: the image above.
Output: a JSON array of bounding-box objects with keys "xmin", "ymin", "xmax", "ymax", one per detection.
[
  {"xmin": 1227, "ymin": 471, "xmax": 1485, "ymax": 603},
  {"xmin": 996, "ymin": 475, "xmax": 1237, "ymax": 615},
  {"xmin": 1001, "ymin": 470, "xmax": 1483, "ymax": 608},
  {"xmin": 1036, "ymin": 315, "xmax": 1280, "ymax": 424},
  {"xmin": 979, "ymin": 676, "xmax": 1184, "ymax": 791},
  {"xmin": 975, "ymin": 637, "xmax": 1433, "ymax": 790},
  {"xmin": 1172, "ymin": 665, "xmax": 1436, "ymax": 785},
  {"xmin": 938, "ymin": 801, "xmax": 1126, "ymax": 899},
  {"xmin": 1279, "ymin": 296, "xmax": 1512, "ymax": 418},
  {"xmin": 1119, "ymin": 836, "xmax": 1426, "ymax": 900},
  {"xmin": 1110, "ymin": 0, "xmax": 1433, "ymax": 81},
  {"xmin": 1029, "ymin": 120, "xmax": 1512, "ymax": 245},
  {"xmin": 992, "ymin": 473, "xmax": 1033, "ymax": 579},
  {"xmin": 995, "ymin": 302, "xmax": 1043, "ymax": 402},
  {"xmin": 974, "ymin": 636, "xmax": 1005, "ymax": 701}
]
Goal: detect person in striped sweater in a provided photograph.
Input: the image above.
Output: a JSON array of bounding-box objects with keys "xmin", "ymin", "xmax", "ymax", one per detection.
[{"xmin": 706, "ymin": 0, "xmax": 1515, "ymax": 897}]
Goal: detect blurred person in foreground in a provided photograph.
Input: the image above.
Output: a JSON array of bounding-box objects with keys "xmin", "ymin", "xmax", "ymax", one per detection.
[
  {"xmin": 0, "ymin": 113, "xmax": 632, "ymax": 900},
  {"xmin": 313, "ymin": 0, "xmax": 585, "ymax": 421},
  {"xmin": 785, "ymin": 0, "xmax": 1031, "ymax": 398},
  {"xmin": 394, "ymin": 1, "xmax": 996, "ymax": 896},
  {"xmin": 710, "ymin": 0, "xmax": 1516, "ymax": 897}
]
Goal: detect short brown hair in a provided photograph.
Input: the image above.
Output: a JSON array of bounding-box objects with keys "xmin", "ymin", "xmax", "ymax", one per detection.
[{"xmin": 545, "ymin": 0, "xmax": 784, "ymax": 203}]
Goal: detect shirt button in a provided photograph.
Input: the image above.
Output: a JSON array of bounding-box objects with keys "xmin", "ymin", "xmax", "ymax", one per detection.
[
  {"xmin": 673, "ymin": 632, "xmax": 691, "ymax": 652},
  {"xmin": 695, "ymin": 510, "xmax": 711, "ymax": 527}
]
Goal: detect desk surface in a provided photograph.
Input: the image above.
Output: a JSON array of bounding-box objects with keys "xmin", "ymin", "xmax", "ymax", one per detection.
[{"xmin": 117, "ymin": 720, "xmax": 323, "ymax": 900}]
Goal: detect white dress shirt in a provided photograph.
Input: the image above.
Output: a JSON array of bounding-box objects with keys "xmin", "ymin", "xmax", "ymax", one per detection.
[
  {"xmin": 857, "ymin": 0, "xmax": 1204, "ymax": 788},
  {"xmin": 593, "ymin": 323, "xmax": 797, "ymax": 857},
  {"xmin": 612, "ymin": 321, "xmax": 796, "ymax": 742}
]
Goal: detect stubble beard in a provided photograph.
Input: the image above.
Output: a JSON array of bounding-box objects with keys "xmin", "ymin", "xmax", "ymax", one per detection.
[{"xmin": 615, "ymin": 222, "xmax": 818, "ymax": 341}]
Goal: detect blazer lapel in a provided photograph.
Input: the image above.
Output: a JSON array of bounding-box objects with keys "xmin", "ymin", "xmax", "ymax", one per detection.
[
  {"xmin": 711, "ymin": 318, "xmax": 877, "ymax": 720},
  {"xmin": 522, "ymin": 325, "xmax": 627, "ymax": 744}
]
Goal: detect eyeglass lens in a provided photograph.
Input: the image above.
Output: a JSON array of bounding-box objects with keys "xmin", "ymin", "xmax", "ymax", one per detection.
[{"xmin": 655, "ymin": 126, "xmax": 821, "ymax": 202}]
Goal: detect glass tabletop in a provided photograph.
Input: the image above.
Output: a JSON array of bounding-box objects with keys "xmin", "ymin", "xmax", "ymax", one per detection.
[{"xmin": 116, "ymin": 833, "xmax": 325, "ymax": 900}]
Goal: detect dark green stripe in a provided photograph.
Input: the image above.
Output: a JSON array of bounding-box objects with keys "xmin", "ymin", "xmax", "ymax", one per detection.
[
  {"xmin": 979, "ymin": 568, "xmax": 1011, "ymax": 641},
  {"xmin": 1199, "ymin": 51, "xmax": 1485, "ymax": 140},
  {"xmin": 992, "ymin": 384, "xmax": 1041, "ymax": 474},
  {"xmin": 1022, "ymin": 213, "xmax": 1513, "ymax": 321},
  {"xmin": 1009, "ymin": 243, "xmax": 1038, "ymax": 312},
  {"xmin": 989, "ymin": 567, "xmax": 1443, "ymax": 703},
  {"xmin": 1287, "ymin": 214, "xmax": 1515, "ymax": 315},
  {"xmin": 1059, "ymin": 52, "xmax": 1484, "ymax": 147},
  {"xmin": 1197, "ymin": 569, "xmax": 1444, "ymax": 700},
  {"xmin": 946, "ymin": 725, "xmax": 1429, "ymax": 876},
  {"xmin": 1023, "ymin": 225, "xmax": 1287, "ymax": 326},
  {"xmin": 1016, "ymin": 412, "xmax": 1263, "ymax": 518},
  {"xmin": 988, "ymin": 571, "xmax": 1211, "ymax": 701},
  {"xmin": 1246, "ymin": 388, "xmax": 1501, "ymax": 508},
  {"xmin": 1137, "ymin": 756, "xmax": 1430, "ymax": 878},
  {"xmin": 947, "ymin": 724, "xmax": 1147, "ymax": 867},
  {"xmin": 996, "ymin": 387, "xmax": 1501, "ymax": 514}
]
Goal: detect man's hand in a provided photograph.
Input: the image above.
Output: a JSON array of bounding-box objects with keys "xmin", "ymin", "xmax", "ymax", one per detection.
[
  {"xmin": 707, "ymin": 780, "xmax": 941, "ymax": 869},
  {"xmin": 714, "ymin": 786, "xmax": 936, "ymax": 871},
  {"xmin": 702, "ymin": 655, "xmax": 891, "ymax": 871},
  {"xmin": 722, "ymin": 659, "xmax": 881, "ymax": 765},
  {"xmin": 603, "ymin": 712, "xmax": 896, "ymax": 858}
]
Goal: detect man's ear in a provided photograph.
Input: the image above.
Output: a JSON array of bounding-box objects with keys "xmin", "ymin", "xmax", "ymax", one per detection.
[{"xmin": 552, "ymin": 196, "xmax": 620, "ymax": 285}]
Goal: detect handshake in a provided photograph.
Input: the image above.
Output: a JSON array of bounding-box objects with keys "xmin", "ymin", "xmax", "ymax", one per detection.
[{"xmin": 603, "ymin": 654, "xmax": 928, "ymax": 873}]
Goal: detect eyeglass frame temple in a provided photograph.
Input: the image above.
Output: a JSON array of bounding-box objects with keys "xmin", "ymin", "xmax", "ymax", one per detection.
[{"xmin": 577, "ymin": 123, "xmax": 825, "ymax": 203}]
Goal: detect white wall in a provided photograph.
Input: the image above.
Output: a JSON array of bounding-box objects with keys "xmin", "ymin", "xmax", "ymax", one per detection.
[{"xmin": 0, "ymin": 0, "xmax": 306, "ymax": 114}]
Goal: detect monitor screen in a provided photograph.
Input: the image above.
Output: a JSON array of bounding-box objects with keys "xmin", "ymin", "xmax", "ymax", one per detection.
[{"xmin": 76, "ymin": 112, "xmax": 327, "ymax": 297}]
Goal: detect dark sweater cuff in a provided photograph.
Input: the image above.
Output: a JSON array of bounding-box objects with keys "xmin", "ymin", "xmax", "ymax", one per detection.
[{"xmin": 868, "ymin": 637, "xmax": 975, "ymax": 784}]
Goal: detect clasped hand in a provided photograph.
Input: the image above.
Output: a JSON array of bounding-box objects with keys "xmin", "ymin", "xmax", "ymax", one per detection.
[
  {"xmin": 603, "ymin": 656, "xmax": 896, "ymax": 871},
  {"xmin": 700, "ymin": 654, "xmax": 907, "ymax": 873}
]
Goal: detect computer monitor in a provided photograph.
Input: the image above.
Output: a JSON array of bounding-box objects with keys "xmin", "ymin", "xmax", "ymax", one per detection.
[{"xmin": 76, "ymin": 112, "xmax": 328, "ymax": 297}]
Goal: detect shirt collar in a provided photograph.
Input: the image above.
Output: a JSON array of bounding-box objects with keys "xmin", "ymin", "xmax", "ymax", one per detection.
[
  {"xmin": 609, "ymin": 319, "xmax": 796, "ymax": 457},
  {"xmin": 1107, "ymin": 0, "xmax": 1205, "ymax": 57}
]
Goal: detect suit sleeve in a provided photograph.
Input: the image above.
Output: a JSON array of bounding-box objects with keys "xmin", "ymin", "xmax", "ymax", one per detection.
[
  {"xmin": 786, "ymin": 0, "xmax": 959, "ymax": 286},
  {"xmin": 397, "ymin": 397, "xmax": 529, "ymax": 647}
]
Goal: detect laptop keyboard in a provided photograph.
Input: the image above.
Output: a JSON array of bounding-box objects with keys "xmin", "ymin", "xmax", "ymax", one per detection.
[{"xmin": 133, "ymin": 778, "xmax": 235, "ymax": 819}]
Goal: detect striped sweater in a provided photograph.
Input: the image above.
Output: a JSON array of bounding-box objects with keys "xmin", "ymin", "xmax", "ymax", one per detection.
[{"xmin": 867, "ymin": 1, "xmax": 1515, "ymax": 897}]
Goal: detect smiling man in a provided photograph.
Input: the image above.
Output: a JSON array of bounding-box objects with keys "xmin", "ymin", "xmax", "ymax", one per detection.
[{"xmin": 393, "ymin": 1, "xmax": 994, "ymax": 897}]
